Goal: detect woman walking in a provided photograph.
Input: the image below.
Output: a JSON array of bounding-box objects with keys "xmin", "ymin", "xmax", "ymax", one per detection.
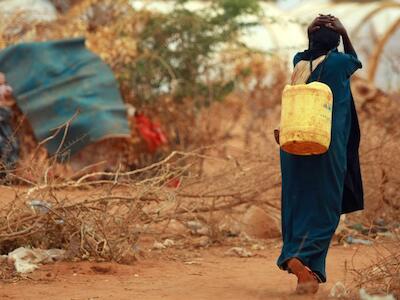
[{"xmin": 277, "ymin": 15, "xmax": 364, "ymax": 294}]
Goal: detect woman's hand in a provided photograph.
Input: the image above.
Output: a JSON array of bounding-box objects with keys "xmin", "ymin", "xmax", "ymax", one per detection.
[
  {"xmin": 323, "ymin": 15, "xmax": 357, "ymax": 56},
  {"xmin": 307, "ymin": 14, "xmax": 357, "ymax": 56},
  {"xmin": 307, "ymin": 15, "xmax": 332, "ymax": 36},
  {"xmin": 274, "ymin": 128, "xmax": 280, "ymax": 145},
  {"xmin": 324, "ymin": 15, "xmax": 347, "ymax": 36}
]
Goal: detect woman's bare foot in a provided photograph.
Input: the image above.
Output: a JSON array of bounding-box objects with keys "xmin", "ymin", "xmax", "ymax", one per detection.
[{"xmin": 287, "ymin": 258, "xmax": 319, "ymax": 294}]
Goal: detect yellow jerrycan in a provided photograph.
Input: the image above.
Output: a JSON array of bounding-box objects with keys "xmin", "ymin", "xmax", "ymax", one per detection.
[{"xmin": 280, "ymin": 82, "xmax": 333, "ymax": 155}]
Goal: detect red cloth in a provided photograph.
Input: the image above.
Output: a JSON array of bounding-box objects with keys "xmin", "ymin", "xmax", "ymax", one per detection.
[
  {"xmin": 135, "ymin": 113, "xmax": 167, "ymax": 153},
  {"xmin": 166, "ymin": 177, "xmax": 181, "ymax": 189}
]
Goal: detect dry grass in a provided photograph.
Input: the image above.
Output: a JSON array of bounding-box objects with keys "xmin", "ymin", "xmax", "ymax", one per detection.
[
  {"xmin": 0, "ymin": 146, "xmax": 281, "ymax": 266},
  {"xmin": 349, "ymin": 239, "xmax": 400, "ymax": 298},
  {"xmin": 0, "ymin": 2, "xmax": 284, "ymax": 271},
  {"xmin": 352, "ymin": 78, "xmax": 400, "ymax": 221}
]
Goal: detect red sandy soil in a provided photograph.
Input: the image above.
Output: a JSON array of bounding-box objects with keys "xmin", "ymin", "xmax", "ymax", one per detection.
[{"xmin": 0, "ymin": 244, "xmax": 382, "ymax": 300}]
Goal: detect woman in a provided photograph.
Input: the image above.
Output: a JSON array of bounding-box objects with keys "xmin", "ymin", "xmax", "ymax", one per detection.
[{"xmin": 277, "ymin": 15, "xmax": 364, "ymax": 294}]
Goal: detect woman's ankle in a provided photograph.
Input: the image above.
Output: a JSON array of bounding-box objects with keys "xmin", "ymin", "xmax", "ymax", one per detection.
[{"xmin": 287, "ymin": 258, "xmax": 305, "ymax": 274}]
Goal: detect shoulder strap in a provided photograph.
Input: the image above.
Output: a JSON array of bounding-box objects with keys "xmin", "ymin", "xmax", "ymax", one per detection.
[
  {"xmin": 291, "ymin": 55, "xmax": 325, "ymax": 85},
  {"xmin": 311, "ymin": 50, "xmax": 332, "ymax": 82}
]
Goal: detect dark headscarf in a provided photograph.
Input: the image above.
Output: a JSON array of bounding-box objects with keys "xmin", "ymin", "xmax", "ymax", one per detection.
[{"xmin": 302, "ymin": 26, "xmax": 340, "ymax": 61}]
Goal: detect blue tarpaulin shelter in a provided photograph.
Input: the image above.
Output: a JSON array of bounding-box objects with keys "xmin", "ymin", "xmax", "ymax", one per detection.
[{"xmin": 0, "ymin": 38, "xmax": 130, "ymax": 159}]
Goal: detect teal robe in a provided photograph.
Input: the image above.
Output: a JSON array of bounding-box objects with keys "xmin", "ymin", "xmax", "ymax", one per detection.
[{"xmin": 277, "ymin": 49, "xmax": 363, "ymax": 282}]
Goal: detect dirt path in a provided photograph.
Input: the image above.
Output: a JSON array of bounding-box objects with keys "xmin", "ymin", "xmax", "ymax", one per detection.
[{"xmin": 0, "ymin": 244, "xmax": 380, "ymax": 300}]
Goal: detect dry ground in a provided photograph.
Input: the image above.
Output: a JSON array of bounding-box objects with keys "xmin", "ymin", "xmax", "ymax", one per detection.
[{"xmin": 0, "ymin": 243, "xmax": 384, "ymax": 300}]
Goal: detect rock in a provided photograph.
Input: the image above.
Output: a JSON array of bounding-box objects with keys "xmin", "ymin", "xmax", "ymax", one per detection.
[
  {"xmin": 330, "ymin": 282, "xmax": 347, "ymax": 298},
  {"xmin": 8, "ymin": 247, "xmax": 65, "ymax": 273},
  {"xmin": 239, "ymin": 232, "xmax": 255, "ymax": 242},
  {"xmin": 187, "ymin": 220, "xmax": 209, "ymax": 236},
  {"xmin": 184, "ymin": 261, "xmax": 202, "ymax": 265},
  {"xmin": 349, "ymin": 223, "xmax": 365, "ymax": 232},
  {"xmin": 359, "ymin": 289, "xmax": 395, "ymax": 300},
  {"xmin": 187, "ymin": 220, "xmax": 202, "ymax": 231},
  {"xmin": 196, "ymin": 226, "xmax": 210, "ymax": 236},
  {"xmin": 218, "ymin": 215, "xmax": 241, "ymax": 237},
  {"xmin": 373, "ymin": 218, "xmax": 387, "ymax": 227},
  {"xmin": 40, "ymin": 249, "xmax": 65, "ymax": 263},
  {"xmin": 163, "ymin": 239, "xmax": 175, "ymax": 247},
  {"xmin": 192, "ymin": 236, "xmax": 211, "ymax": 248},
  {"xmin": 152, "ymin": 241, "xmax": 166, "ymax": 250},
  {"xmin": 376, "ymin": 232, "xmax": 395, "ymax": 239},
  {"xmin": 345, "ymin": 236, "xmax": 373, "ymax": 246},
  {"xmin": 166, "ymin": 219, "xmax": 187, "ymax": 236},
  {"xmin": 118, "ymin": 243, "xmax": 143, "ymax": 264},
  {"xmin": 241, "ymin": 206, "xmax": 280, "ymax": 239},
  {"xmin": 225, "ymin": 247, "xmax": 253, "ymax": 258},
  {"xmin": 250, "ymin": 244, "xmax": 265, "ymax": 251},
  {"xmin": 28, "ymin": 199, "xmax": 52, "ymax": 214}
]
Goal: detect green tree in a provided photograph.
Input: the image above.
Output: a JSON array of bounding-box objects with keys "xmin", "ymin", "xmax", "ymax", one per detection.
[{"xmin": 130, "ymin": 0, "xmax": 261, "ymax": 106}]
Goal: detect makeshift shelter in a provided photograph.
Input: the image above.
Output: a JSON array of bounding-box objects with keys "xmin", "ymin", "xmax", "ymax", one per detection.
[{"xmin": 0, "ymin": 38, "xmax": 130, "ymax": 159}]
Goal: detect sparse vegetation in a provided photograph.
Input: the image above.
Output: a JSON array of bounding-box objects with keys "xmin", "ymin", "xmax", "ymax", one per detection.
[{"xmin": 0, "ymin": 1, "xmax": 399, "ymax": 298}]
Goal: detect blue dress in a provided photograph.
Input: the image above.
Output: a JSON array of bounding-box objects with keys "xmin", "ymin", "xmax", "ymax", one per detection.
[{"xmin": 277, "ymin": 49, "xmax": 363, "ymax": 282}]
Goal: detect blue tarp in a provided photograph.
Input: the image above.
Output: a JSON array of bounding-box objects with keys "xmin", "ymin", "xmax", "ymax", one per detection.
[{"xmin": 0, "ymin": 38, "xmax": 130, "ymax": 159}]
